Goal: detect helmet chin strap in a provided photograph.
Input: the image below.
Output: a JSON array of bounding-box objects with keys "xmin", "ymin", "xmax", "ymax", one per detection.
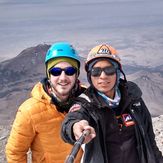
[
  {"xmin": 48, "ymin": 79, "xmax": 59, "ymax": 100},
  {"xmin": 120, "ymin": 69, "xmax": 127, "ymax": 82}
]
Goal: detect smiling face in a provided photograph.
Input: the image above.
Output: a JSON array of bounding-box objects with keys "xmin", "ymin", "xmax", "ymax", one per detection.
[
  {"xmin": 91, "ymin": 60, "xmax": 117, "ymax": 98},
  {"xmin": 49, "ymin": 62, "xmax": 77, "ymax": 101}
]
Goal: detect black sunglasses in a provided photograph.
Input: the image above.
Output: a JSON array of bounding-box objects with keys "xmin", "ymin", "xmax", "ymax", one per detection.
[
  {"xmin": 49, "ymin": 67, "xmax": 77, "ymax": 76},
  {"xmin": 91, "ymin": 66, "xmax": 116, "ymax": 77}
]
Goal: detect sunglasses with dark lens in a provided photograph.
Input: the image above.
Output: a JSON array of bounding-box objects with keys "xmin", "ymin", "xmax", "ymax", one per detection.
[
  {"xmin": 91, "ymin": 66, "xmax": 116, "ymax": 77},
  {"xmin": 49, "ymin": 67, "xmax": 77, "ymax": 76}
]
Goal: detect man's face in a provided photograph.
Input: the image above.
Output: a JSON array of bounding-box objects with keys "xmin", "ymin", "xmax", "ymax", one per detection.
[
  {"xmin": 91, "ymin": 60, "xmax": 117, "ymax": 99},
  {"xmin": 49, "ymin": 62, "xmax": 77, "ymax": 101}
]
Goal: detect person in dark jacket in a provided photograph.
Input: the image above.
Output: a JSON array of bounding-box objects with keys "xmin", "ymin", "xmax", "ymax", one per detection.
[{"xmin": 61, "ymin": 44, "xmax": 163, "ymax": 163}]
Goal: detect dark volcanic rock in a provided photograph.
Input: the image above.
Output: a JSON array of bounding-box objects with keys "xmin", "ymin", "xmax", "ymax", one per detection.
[{"xmin": 0, "ymin": 44, "xmax": 50, "ymax": 87}]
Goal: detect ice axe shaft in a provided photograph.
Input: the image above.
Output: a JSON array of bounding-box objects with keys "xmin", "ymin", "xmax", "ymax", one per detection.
[{"xmin": 65, "ymin": 130, "xmax": 90, "ymax": 163}]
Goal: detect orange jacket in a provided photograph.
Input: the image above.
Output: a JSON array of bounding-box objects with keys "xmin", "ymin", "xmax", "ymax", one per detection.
[{"xmin": 6, "ymin": 82, "xmax": 83, "ymax": 163}]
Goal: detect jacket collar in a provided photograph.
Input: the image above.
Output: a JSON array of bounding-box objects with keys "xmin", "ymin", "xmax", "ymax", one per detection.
[{"xmin": 86, "ymin": 79, "xmax": 142, "ymax": 113}]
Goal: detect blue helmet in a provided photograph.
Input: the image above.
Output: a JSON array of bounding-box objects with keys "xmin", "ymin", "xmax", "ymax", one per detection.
[{"xmin": 45, "ymin": 42, "xmax": 80, "ymax": 67}]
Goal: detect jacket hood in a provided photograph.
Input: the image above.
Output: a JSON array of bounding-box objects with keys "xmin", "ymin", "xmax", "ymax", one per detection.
[
  {"xmin": 126, "ymin": 81, "xmax": 142, "ymax": 100},
  {"xmin": 31, "ymin": 82, "xmax": 51, "ymax": 104}
]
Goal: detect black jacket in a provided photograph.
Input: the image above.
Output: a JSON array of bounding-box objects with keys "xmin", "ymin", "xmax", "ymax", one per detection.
[{"xmin": 61, "ymin": 80, "xmax": 163, "ymax": 163}]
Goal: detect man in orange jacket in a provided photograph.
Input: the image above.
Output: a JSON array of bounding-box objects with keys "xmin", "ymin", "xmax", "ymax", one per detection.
[{"xmin": 5, "ymin": 42, "xmax": 85, "ymax": 163}]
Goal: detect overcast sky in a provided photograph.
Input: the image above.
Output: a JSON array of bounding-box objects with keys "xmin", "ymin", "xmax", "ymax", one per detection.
[{"xmin": 0, "ymin": 0, "xmax": 163, "ymax": 66}]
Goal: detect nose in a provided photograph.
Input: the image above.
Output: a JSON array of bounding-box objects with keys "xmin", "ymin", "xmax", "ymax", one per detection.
[
  {"xmin": 59, "ymin": 71, "xmax": 67, "ymax": 79},
  {"xmin": 99, "ymin": 71, "xmax": 107, "ymax": 78}
]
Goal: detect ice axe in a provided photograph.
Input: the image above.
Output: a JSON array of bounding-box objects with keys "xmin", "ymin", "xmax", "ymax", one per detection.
[{"xmin": 65, "ymin": 130, "xmax": 90, "ymax": 163}]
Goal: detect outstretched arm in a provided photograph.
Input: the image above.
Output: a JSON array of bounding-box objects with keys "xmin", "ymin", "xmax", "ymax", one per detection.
[{"xmin": 61, "ymin": 104, "xmax": 96, "ymax": 145}]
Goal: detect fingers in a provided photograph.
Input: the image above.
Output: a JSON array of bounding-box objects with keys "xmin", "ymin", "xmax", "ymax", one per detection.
[
  {"xmin": 82, "ymin": 126, "xmax": 96, "ymax": 144},
  {"xmin": 73, "ymin": 120, "xmax": 88, "ymax": 140},
  {"xmin": 69, "ymin": 104, "xmax": 81, "ymax": 112},
  {"xmin": 73, "ymin": 120, "xmax": 96, "ymax": 144}
]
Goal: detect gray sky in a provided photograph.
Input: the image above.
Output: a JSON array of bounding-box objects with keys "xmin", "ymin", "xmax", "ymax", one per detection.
[{"xmin": 0, "ymin": 0, "xmax": 163, "ymax": 67}]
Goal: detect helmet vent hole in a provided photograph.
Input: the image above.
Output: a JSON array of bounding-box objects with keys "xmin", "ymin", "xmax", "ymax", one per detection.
[{"xmin": 58, "ymin": 49, "xmax": 63, "ymax": 51}]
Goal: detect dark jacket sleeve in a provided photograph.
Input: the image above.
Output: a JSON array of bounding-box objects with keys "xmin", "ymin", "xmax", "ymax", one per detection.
[
  {"xmin": 141, "ymin": 100, "xmax": 163, "ymax": 163},
  {"xmin": 61, "ymin": 103, "xmax": 92, "ymax": 145}
]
